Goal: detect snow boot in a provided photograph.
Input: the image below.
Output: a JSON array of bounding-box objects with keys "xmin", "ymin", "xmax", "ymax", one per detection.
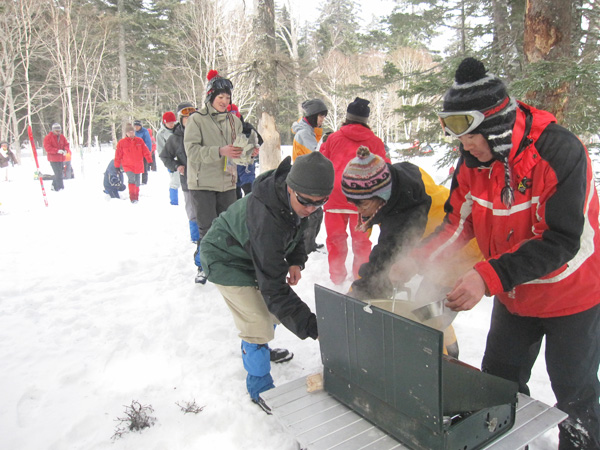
[
  {"xmin": 269, "ymin": 348, "xmax": 293, "ymax": 364},
  {"xmin": 169, "ymin": 187, "xmax": 179, "ymax": 205},
  {"xmin": 128, "ymin": 183, "xmax": 136, "ymax": 202},
  {"xmin": 252, "ymin": 396, "xmax": 272, "ymax": 415},
  {"xmin": 195, "ymin": 268, "xmax": 207, "ymax": 284}
]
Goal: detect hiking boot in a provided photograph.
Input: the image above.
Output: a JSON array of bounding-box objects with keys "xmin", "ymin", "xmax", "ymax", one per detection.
[
  {"xmin": 252, "ymin": 397, "xmax": 272, "ymax": 415},
  {"xmin": 270, "ymin": 348, "xmax": 293, "ymax": 364},
  {"xmin": 195, "ymin": 268, "xmax": 207, "ymax": 284}
]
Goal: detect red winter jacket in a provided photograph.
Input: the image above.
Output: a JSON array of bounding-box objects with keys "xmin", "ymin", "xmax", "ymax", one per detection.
[
  {"xmin": 43, "ymin": 132, "xmax": 70, "ymax": 163},
  {"xmin": 320, "ymin": 124, "xmax": 390, "ymax": 211},
  {"xmin": 416, "ymin": 101, "xmax": 600, "ymax": 318},
  {"xmin": 114, "ymin": 136, "xmax": 152, "ymax": 174}
]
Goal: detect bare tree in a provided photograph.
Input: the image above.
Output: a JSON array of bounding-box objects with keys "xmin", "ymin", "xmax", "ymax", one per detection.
[{"xmin": 254, "ymin": 0, "xmax": 281, "ymax": 171}]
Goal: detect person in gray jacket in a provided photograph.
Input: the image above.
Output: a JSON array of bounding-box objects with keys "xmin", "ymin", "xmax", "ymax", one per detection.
[
  {"xmin": 184, "ymin": 70, "xmax": 256, "ymax": 284},
  {"xmin": 156, "ymin": 111, "xmax": 177, "ymax": 204}
]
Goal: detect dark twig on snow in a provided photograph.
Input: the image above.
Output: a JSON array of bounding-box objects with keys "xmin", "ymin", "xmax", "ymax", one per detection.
[
  {"xmin": 111, "ymin": 400, "xmax": 157, "ymax": 440},
  {"xmin": 176, "ymin": 400, "xmax": 205, "ymax": 415}
]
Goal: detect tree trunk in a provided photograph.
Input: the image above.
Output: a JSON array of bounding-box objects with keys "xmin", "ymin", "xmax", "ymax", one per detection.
[
  {"xmin": 118, "ymin": 0, "xmax": 129, "ymax": 134},
  {"xmin": 523, "ymin": 0, "xmax": 572, "ymax": 121},
  {"xmin": 254, "ymin": 0, "xmax": 281, "ymax": 171}
]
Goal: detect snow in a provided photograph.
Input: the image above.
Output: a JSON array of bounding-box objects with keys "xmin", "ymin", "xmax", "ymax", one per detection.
[{"xmin": 1, "ymin": 143, "xmax": 591, "ymax": 449}]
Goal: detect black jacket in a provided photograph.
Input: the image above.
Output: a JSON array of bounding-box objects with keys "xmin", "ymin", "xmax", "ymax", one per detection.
[
  {"xmin": 351, "ymin": 162, "xmax": 431, "ymax": 299},
  {"xmin": 159, "ymin": 123, "xmax": 189, "ymax": 191}
]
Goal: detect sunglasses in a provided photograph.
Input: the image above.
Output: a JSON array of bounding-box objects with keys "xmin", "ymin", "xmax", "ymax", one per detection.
[
  {"xmin": 294, "ymin": 191, "xmax": 328, "ymax": 208},
  {"xmin": 438, "ymin": 97, "xmax": 510, "ymax": 138},
  {"xmin": 179, "ymin": 107, "xmax": 196, "ymax": 117}
]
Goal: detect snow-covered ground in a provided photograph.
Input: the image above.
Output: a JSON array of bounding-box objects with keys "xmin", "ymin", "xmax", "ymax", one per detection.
[{"xmin": 1, "ymin": 143, "xmax": 594, "ymax": 449}]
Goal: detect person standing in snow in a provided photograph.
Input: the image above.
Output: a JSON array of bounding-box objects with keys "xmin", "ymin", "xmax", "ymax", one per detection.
[
  {"xmin": 114, "ymin": 123, "xmax": 152, "ymax": 204},
  {"xmin": 43, "ymin": 123, "xmax": 69, "ymax": 191},
  {"xmin": 0, "ymin": 141, "xmax": 18, "ymax": 181},
  {"xmin": 159, "ymin": 102, "xmax": 200, "ymax": 244},
  {"xmin": 200, "ymin": 152, "xmax": 334, "ymax": 412},
  {"xmin": 390, "ymin": 57, "xmax": 600, "ymax": 450},
  {"xmin": 291, "ymin": 98, "xmax": 328, "ymax": 254},
  {"xmin": 156, "ymin": 111, "xmax": 178, "ymax": 205},
  {"xmin": 319, "ymin": 97, "xmax": 390, "ymax": 285},
  {"xmin": 184, "ymin": 70, "xmax": 255, "ymax": 284},
  {"xmin": 133, "ymin": 120, "xmax": 152, "ymax": 185}
]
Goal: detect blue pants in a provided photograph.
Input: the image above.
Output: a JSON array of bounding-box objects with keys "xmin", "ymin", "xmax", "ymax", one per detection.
[{"xmin": 241, "ymin": 341, "xmax": 274, "ymax": 400}]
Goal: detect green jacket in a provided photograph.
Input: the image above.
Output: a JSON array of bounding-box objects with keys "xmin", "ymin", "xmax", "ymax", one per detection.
[
  {"xmin": 200, "ymin": 157, "xmax": 318, "ymax": 340},
  {"xmin": 183, "ymin": 104, "xmax": 243, "ymax": 192}
]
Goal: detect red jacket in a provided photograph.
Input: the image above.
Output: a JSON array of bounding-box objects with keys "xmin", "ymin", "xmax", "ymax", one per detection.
[
  {"xmin": 114, "ymin": 136, "xmax": 152, "ymax": 174},
  {"xmin": 417, "ymin": 102, "xmax": 600, "ymax": 318},
  {"xmin": 43, "ymin": 132, "xmax": 70, "ymax": 163},
  {"xmin": 320, "ymin": 124, "xmax": 390, "ymax": 211}
]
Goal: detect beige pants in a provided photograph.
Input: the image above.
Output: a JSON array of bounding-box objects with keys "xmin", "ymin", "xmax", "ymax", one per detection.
[{"xmin": 216, "ymin": 284, "xmax": 281, "ymax": 345}]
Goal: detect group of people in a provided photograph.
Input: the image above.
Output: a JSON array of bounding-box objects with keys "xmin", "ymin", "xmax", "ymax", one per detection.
[
  {"xmin": 196, "ymin": 58, "xmax": 599, "ymax": 449},
  {"xmin": 93, "ymin": 57, "xmax": 600, "ymax": 448}
]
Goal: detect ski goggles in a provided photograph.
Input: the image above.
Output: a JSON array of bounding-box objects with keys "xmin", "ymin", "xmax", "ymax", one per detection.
[
  {"xmin": 178, "ymin": 107, "xmax": 196, "ymax": 117},
  {"xmin": 437, "ymin": 110, "xmax": 485, "ymax": 138},
  {"xmin": 438, "ymin": 96, "xmax": 511, "ymax": 138},
  {"xmin": 294, "ymin": 191, "xmax": 328, "ymax": 208},
  {"xmin": 209, "ymin": 77, "xmax": 234, "ymax": 92}
]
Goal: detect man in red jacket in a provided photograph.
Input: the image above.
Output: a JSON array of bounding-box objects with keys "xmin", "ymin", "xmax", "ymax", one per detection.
[
  {"xmin": 320, "ymin": 97, "xmax": 390, "ymax": 285},
  {"xmin": 114, "ymin": 123, "xmax": 152, "ymax": 203},
  {"xmin": 43, "ymin": 123, "xmax": 70, "ymax": 191},
  {"xmin": 391, "ymin": 57, "xmax": 600, "ymax": 449}
]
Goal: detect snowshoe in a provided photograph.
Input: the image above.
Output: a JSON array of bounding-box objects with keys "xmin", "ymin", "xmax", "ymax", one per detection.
[
  {"xmin": 195, "ymin": 269, "xmax": 207, "ymax": 284},
  {"xmin": 270, "ymin": 348, "xmax": 293, "ymax": 364}
]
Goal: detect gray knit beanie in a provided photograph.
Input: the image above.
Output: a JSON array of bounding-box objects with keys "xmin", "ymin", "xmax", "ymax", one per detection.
[
  {"xmin": 301, "ymin": 99, "xmax": 328, "ymax": 117},
  {"xmin": 286, "ymin": 152, "xmax": 334, "ymax": 197}
]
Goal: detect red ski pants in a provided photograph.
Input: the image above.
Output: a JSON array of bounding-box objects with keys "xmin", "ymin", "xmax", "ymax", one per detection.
[{"xmin": 324, "ymin": 212, "xmax": 372, "ymax": 284}]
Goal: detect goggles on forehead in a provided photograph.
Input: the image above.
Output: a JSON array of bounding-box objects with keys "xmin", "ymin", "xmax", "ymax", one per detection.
[
  {"xmin": 178, "ymin": 107, "xmax": 196, "ymax": 117},
  {"xmin": 438, "ymin": 110, "xmax": 485, "ymax": 138},
  {"xmin": 208, "ymin": 77, "xmax": 233, "ymax": 92},
  {"xmin": 438, "ymin": 96, "xmax": 511, "ymax": 138}
]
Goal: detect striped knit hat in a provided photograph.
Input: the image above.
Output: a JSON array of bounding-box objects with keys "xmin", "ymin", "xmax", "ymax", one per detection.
[
  {"xmin": 341, "ymin": 146, "xmax": 392, "ymax": 201},
  {"xmin": 443, "ymin": 57, "xmax": 517, "ymax": 207}
]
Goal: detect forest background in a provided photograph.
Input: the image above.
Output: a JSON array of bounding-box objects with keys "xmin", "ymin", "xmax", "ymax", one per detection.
[{"xmin": 1, "ymin": 0, "xmax": 599, "ymax": 170}]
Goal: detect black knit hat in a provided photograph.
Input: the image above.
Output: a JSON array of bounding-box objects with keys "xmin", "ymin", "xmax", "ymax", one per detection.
[
  {"xmin": 346, "ymin": 97, "xmax": 370, "ymax": 124},
  {"xmin": 286, "ymin": 152, "xmax": 334, "ymax": 197},
  {"xmin": 443, "ymin": 57, "xmax": 517, "ymax": 207}
]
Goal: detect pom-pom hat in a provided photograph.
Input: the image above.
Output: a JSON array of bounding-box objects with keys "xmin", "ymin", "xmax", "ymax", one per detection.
[
  {"xmin": 341, "ymin": 146, "xmax": 392, "ymax": 201},
  {"xmin": 441, "ymin": 57, "xmax": 517, "ymax": 207},
  {"xmin": 206, "ymin": 70, "xmax": 233, "ymax": 103}
]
